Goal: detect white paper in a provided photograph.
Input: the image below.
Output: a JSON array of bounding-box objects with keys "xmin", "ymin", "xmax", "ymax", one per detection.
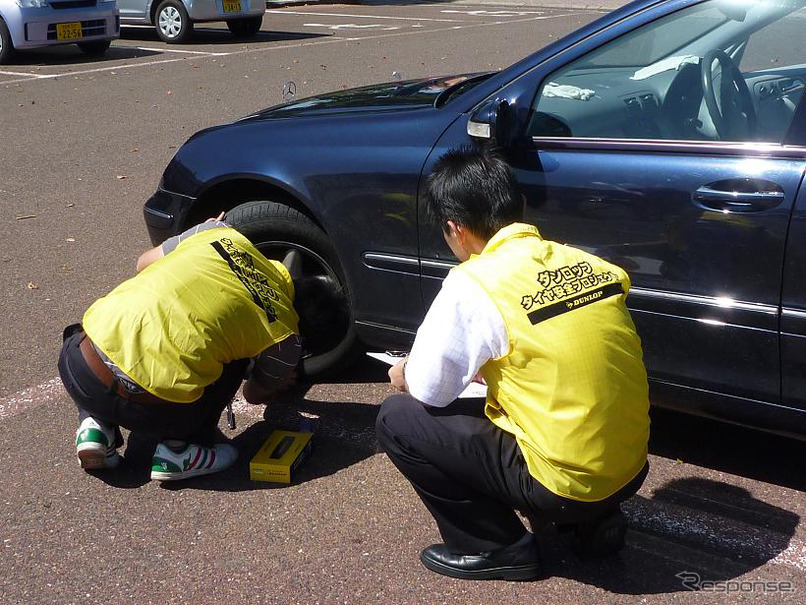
[
  {"xmin": 542, "ymin": 81, "xmax": 596, "ymax": 101},
  {"xmin": 366, "ymin": 352, "xmax": 408, "ymax": 365},
  {"xmin": 631, "ymin": 55, "xmax": 699, "ymax": 81},
  {"xmin": 366, "ymin": 352, "xmax": 488, "ymax": 399}
]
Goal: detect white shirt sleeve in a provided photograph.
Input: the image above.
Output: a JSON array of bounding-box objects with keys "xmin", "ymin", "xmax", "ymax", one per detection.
[{"xmin": 405, "ymin": 270, "xmax": 510, "ymax": 407}]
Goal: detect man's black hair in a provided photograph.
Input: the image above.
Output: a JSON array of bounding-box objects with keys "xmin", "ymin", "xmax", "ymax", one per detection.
[
  {"xmin": 425, "ymin": 146, "xmax": 523, "ymax": 240},
  {"xmin": 292, "ymin": 275, "xmax": 350, "ymax": 355}
]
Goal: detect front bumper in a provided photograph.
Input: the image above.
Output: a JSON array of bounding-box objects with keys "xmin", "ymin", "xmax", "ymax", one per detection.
[
  {"xmin": 185, "ymin": 0, "xmax": 263, "ymax": 22},
  {"xmin": 143, "ymin": 187, "xmax": 194, "ymax": 245},
  {"xmin": 15, "ymin": 4, "xmax": 119, "ymax": 49}
]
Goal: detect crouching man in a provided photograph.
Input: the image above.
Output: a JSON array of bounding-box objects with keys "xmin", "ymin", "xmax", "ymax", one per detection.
[
  {"xmin": 59, "ymin": 216, "xmax": 345, "ymax": 482},
  {"xmin": 376, "ymin": 147, "xmax": 650, "ymax": 580}
]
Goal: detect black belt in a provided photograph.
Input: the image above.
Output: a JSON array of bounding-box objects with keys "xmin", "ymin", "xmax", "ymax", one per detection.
[{"xmin": 78, "ymin": 333, "xmax": 166, "ymax": 404}]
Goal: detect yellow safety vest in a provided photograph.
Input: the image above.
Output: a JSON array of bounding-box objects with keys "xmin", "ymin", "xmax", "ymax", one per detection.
[
  {"xmin": 454, "ymin": 223, "xmax": 650, "ymax": 502},
  {"xmin": 83, "ymin": 228, "xmax": 299, "ymax": 403}
]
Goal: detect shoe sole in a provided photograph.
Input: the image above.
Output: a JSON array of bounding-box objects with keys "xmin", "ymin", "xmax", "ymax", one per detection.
[
  {"xmin": 419, "ymin": 553, "xmax": 541, "ymax": 581},
  {"xmin": 76, "ymin": 445, "xmax": 120, "ymax": 470},
  {"xmin": 150, "ymin": 466, "xmax": 231, "ymax": 482}
]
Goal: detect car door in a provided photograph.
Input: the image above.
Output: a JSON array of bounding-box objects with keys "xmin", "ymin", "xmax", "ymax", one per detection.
[
  {"xmin": 118, "ymin": 0, "xmax": 147, "ymax": 21},
  {"xmin": 420, "ymin": 0, "xmax": 806, "ymax": 407}
]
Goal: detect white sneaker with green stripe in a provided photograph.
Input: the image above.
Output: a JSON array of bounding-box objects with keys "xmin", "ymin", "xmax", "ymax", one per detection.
[
  {"xmin": 75, "ymin": 416, "xmax": 121, "ymax": 470},
  {"xmin": 150, "ymin": 441, "xmax": 238, "ymax": 482}
]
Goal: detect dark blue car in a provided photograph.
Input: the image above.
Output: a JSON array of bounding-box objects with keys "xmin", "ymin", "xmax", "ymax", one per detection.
[{"xmin": 144, "ymin": 0, "xmax": 806, "ymax": 439}]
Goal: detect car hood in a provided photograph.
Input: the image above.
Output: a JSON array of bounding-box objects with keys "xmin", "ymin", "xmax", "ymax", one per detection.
[{"xmin": 242, "ymin": 74, "xmax": 487, "ymax": 120}]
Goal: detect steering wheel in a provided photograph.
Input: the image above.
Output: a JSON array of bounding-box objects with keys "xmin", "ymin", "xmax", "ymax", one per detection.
[{"xmin": 700, "ymin": 49, "xmax": 757, "ymax": 140}]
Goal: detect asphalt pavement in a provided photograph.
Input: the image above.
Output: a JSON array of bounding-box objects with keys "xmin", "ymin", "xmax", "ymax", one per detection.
[{"xmin": 2, "ymin": 3, "xmax": 805, "ymax": 603}]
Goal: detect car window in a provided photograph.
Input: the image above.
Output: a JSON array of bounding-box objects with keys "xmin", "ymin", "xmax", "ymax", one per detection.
[
  {"xmin": 528, "ymin": 0, "xmax": 806, "ymax": 144},
  {"xmin": 576, "ymin": 3, "xmax": 728, "ymax": 68}
]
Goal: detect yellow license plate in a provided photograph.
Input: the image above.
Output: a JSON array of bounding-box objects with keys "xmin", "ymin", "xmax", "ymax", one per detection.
[
  {"xmin": 56, "ymin": 22, "xmax": 83, "ymax": 41},
  {"xmin": 223, "ymin": 0, "xmax": 241, "ymax": 13}
]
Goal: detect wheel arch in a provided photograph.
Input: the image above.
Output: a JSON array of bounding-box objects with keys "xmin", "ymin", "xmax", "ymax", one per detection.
[
  {"xmin": 149, "ymin": 0, "xmax": 187, "ymax": 25},
  {"xmin": 149, "ymin": 0, "xmax": 159, "ymax": 24},
  {"xmin": 0, "ymin": 13, "xmax": 18, "ymax": 50},
  {"xmin": 190, "ymin": 176, "xmax": 327, "ymax": 235}
]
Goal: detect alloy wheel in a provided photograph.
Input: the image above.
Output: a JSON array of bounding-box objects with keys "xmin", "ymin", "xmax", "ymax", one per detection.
[{"xmin": 255, "ymin": 241, "xmax": 350, "ymax": 358}]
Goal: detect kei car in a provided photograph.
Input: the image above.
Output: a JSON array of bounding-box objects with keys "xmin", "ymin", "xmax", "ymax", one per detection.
[
  {"xmin": 0, "ymin": 0, "xmax": 119, "ymax": 64},
  {"xmin": 143, "ymin": 0, "xmax": 806, "ymax": 439},
  {"xmin": 118, "ymin": 0, "xmax": 264, "ymax": 43}
]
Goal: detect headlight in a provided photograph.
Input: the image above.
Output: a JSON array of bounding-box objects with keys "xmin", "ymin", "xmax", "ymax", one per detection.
[{"xmin": 16, "ymin": 0, "xmax": 49, "ymax": 7}]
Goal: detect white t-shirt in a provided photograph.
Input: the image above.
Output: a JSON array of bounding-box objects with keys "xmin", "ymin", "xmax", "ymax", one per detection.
[{"xmin": 405, "ymin": 271, "xmax": 510, "ymax": 407}]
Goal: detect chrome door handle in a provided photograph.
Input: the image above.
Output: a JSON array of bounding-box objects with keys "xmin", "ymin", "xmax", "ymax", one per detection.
[{"xmin": 693, "ymin": 181, "xmax": 785, "ymax": 212}]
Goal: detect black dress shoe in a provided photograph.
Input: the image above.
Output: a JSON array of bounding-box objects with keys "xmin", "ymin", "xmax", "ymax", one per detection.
[{"xmin": 419, "ymin": 534, "xmax": 542, "ymax": 581}]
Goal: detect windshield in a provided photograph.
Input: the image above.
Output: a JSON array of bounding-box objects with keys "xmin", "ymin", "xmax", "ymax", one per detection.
[
  {"xmin": 436, "ymin": 73, "xmax": 494, "ymax": 107},
  {"xmin": 576, "ymin": 0, "xmax": 799, "ymax": 68}
]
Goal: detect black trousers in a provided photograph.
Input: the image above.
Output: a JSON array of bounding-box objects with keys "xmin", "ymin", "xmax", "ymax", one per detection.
[
  {"xmin": 376, "ymin": 394, "xmax": 648, "ymax": 553},
  {"xmin": 58, "ymin": 328, "xmax": 249, "ymax": 446}
]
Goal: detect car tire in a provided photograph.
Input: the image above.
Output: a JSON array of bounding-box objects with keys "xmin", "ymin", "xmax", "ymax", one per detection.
[
  {"xmin": 77, "ymin": 40, "xmax": 112, "ymax": 56},
  {"xmin": 155, "ymin": 0, "xmax": 193, "ymax": 44},
  {"xmin": 226, "ymin": 16, "xmax": 262, "ymax": 38},
  {"xmin": 0, "ymin": 18, "xmax": 14, "ymax": 65},
  {"xmin": 225, "ymin": 200, "xmax": 362, "ymax": 379}
]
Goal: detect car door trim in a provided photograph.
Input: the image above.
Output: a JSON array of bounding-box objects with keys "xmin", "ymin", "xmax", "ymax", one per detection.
[
  {"xmin": 420, "ymin": 258, "xmax": 457, "ymax": 278},
  {"xmin": 783, "ymin": 308, "xmax": 806, "ymax": 320},
  {"xmin": 531, "ymin": 137, "xmax": 806, "ymax": 159},
  {"xmin": 630, "ymin": 287, "xmax": 778, "ymax": 315},
  {"xmin": 421, "ymin": 259, "xmax": 457, "ymax": 269},
  {"xmin": 409, "ymin": 268, "xmax": 783, "ymax": 319},
  {"xmin": 363, "ymin": 252, "xmax": 420, "ymax": 275},
  {"xmin": 782, "ymin": 308, "xmax": 806, "ymax": 337}
]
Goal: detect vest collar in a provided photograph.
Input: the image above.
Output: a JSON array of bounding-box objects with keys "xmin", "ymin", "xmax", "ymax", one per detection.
[{"xmin": 478, "ymin": 222, "xmax": 542, "ymax": 257}]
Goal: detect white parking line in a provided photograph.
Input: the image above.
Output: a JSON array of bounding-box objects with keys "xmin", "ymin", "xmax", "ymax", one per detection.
[
  {"xmin": 135, "ymin": 46, "xmax": 231, "ymax": 56},
  {"xmin": 0, "ymin": 377, "xmax": 63, "ymax": 420},
  {"xmin": 0, "ymin": 69, "xmax": 48, "ymax": 78},
  {"xmin": 304, "ymin": 23, "xmax": 401, "ymax": 31},
  {"xmin": 0, "ymin": 57, "xmax": 188, "ymax": 84},
  {"xmin": 442, "ymin": 9, "xmax": 547, "ymax": 17},
  {"xmin": 278, "ymin": 10, "xmax": 461, "ymax": 23}
]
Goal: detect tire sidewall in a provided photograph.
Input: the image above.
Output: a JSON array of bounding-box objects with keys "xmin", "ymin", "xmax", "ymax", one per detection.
[
  {"xmin": 0, "ymin": 18, "xmax": 14, "ymax": 65},
  {"xmin": 225, "ymin": 201, "xmax": 360, "ymax": 378}
]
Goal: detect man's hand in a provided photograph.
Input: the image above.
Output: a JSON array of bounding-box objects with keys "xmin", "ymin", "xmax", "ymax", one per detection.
[
  {"xmin": 135, "ymin": 245, "xmax": 164, "ymax": 273},
  {"xmin": 389, "ymin": 357, "xmax": 409, "ymax": 393},
  {"xmin": 243, "ymin": 370, "xmax": 297, "ymax": 405},
  {"xmin": 205, "ymin": 211, "xmax": 225, "ymax": 223}
]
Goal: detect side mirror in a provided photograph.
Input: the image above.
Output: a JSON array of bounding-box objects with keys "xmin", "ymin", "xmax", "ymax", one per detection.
[{"xmin": 467, "ymin": 98, "xmax": 515, "ymax": 147}]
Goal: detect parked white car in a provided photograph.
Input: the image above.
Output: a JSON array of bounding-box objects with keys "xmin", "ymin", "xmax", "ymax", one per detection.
[
  {"xmin": 0, "ymin": 0, "xmax": 119, "ymax": 64},
  {"xmin": 119, "ymin": 0, "xmax": 264, "ymax": 44}
]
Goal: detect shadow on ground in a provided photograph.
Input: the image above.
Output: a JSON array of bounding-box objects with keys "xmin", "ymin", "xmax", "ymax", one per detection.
[
  {"xmin": 3, "ymin": 44, "xmax": 161, "ymax": 67},
  {"xmin": 119, "ymin": 26, "xmax": 329, "ymax": 45},
  {"xmin": 91, "ymin": 377, "xmax": 380, "ymax": 491},
  {"xmin": 84, "ymin": 355, "xmax": 804, "ymax": 596},
  {"xmin": 540, "ymin": 476, "xmax": 799, "ymax": 594},
  {"xmin": 649, "ymin": 407, "xmax": 806, "ymax": 492}
]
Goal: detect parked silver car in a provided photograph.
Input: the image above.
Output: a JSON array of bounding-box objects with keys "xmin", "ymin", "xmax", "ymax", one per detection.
[
  {"xmin": 119, "ymin": 0, "xmax": 263, "ymax": 43},
  {"xmin": 0, "ymin": 0, "xmax": 119, "ymax": 64}
]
